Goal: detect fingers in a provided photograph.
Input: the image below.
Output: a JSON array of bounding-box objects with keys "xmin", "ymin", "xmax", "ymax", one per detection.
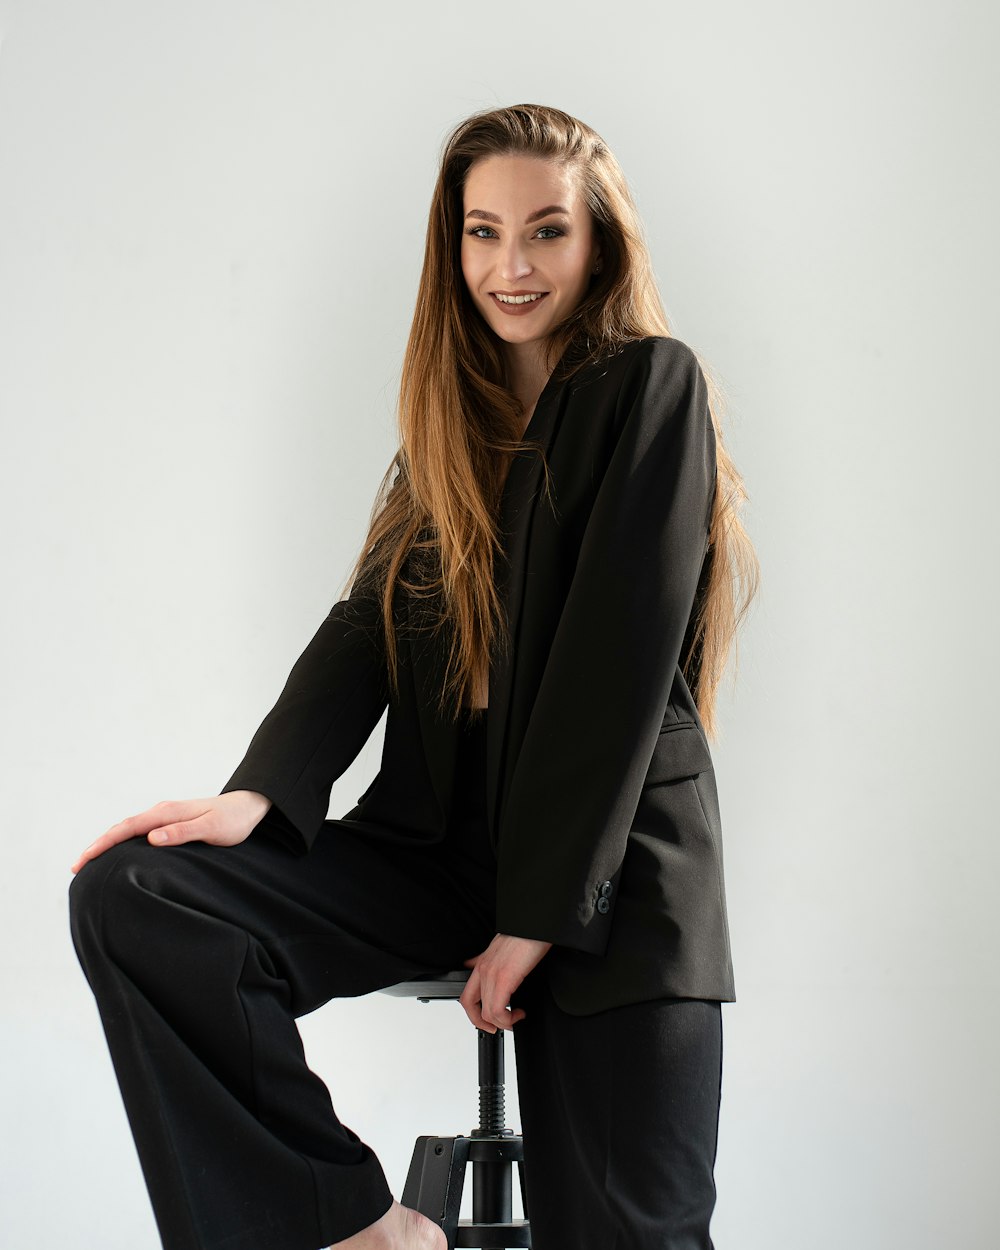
[
  {"xmin": 473, "ymin": 998, "xmax": 525, "ymax": 1031},
  {"xmin": 458, "ymin": 964, "xmax": 525, "ymax": 1033},
  {"xmin": 498, "ymin": 1004, "xmax": 527, "ymax": 1028},
  {"xmin": 459, "ymin": 966, "xmax": 497, "ymax": 1033},
  {"xmin": 70, "ymin": 799, "xmax": 219, "ymax": 874},
  {"xmin": 459, "ymin": 966, "xmax": 487, "ymax": 1030},
  {"xmin": 70, "ymin": 815, "xmax": 148, "ymax": 874},
  {"xmin": 145, "ymin": 806, "xmax": 216, "ymax": 848}
]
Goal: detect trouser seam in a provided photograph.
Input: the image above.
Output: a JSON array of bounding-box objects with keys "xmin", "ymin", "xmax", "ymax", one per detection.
[
  {"xmin": 97, "ymin": 850, "xmax": 202, "ymax": 1248},
  {"xmin": 234, "ymin": 928, "xmax": 327, "ymax": 1248}
]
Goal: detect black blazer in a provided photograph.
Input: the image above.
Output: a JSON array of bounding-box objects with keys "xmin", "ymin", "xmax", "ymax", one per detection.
[{"xmin": 220, "ymin": 334, "xmax": 736, "ymax": 1015}]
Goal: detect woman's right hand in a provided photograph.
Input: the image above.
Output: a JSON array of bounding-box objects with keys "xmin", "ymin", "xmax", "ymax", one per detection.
[{"xmin": 70, "ymin": 790, "xmax": 274, "ymax": 875}]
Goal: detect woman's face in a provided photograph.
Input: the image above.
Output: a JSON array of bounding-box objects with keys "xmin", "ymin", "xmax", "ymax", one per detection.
[{"xmin": 460, "ymin": 154, "xmax": 601, "ymax": 354}]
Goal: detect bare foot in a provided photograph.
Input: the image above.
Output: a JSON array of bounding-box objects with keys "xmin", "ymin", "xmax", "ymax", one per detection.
[{"xmin": 327, "ymin": 1197, "xmax": 447, "ymax": 1250}]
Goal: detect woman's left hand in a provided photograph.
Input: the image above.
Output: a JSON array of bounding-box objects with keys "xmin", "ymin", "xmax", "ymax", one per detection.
[{"xmin": 460, "ymin": 933, "xmax": 553, "ymax": 1032}]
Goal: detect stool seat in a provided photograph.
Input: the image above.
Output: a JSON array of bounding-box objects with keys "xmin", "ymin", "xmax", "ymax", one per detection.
[
  {"xmin": 379, "ymin": 969, "xmax": 471, "ymax": 1001},
  {"xmin": 378, "ymin": 969, "xmax": 532, "ymax": 1248}
]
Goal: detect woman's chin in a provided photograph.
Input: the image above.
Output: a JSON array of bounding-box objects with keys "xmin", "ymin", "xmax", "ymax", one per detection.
[{"xmin": 486, "ymin": 317, "xmax": 553, "ymax": 346}]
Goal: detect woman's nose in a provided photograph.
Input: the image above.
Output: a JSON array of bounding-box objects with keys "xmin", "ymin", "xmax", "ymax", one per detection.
[{"xmin": 497, "ymin": 242, "xmax": 532, "ymax": 283}]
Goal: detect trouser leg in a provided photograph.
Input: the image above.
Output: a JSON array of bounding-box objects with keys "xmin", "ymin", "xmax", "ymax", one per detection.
[
  {"xmin": 68, "ymin": 810, "xmax": 496, "ymax": 1250},
  {"xmin": 511, "ymin": 971, "xmax": 724, "ymax": 1250}
]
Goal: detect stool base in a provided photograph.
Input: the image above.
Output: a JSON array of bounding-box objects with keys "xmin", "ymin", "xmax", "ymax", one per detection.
[{"xmin": 402, "ymin": 1132, "xmax": 531, "ymax": 1249}]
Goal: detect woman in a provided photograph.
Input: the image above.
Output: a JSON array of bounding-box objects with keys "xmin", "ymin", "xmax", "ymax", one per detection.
[{"xmin": 69, "ymin": 103, "xmax": 758, "ymax": 1250}]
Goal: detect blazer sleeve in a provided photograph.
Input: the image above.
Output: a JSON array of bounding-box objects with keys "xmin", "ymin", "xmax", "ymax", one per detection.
[
  {"xmin": 494, "ymin": 335, "xmax": 717, "ymax": 956},
  {"xmin": 218, "ymin": 556, "xmax": 390, "ymax": 855}
]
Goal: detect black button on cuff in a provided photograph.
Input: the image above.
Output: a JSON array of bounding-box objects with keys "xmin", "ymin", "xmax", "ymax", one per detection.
[
  {"xmin": 596, "ymin": 896, "xmax": 611, "ymax": 914},
  {"xmin": 599, "ymin": 880, "xmax": 613, "ymax": 898}
]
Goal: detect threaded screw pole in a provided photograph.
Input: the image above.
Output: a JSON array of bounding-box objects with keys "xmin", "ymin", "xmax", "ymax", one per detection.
[{"xmin": 476, "ymin": 1027, "xmax": 507, "ymax": 1134}]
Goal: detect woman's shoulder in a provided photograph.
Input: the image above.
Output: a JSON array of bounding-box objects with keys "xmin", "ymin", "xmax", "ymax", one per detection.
[
  {"xmin": 573, "ymin": 334, "xmax": 699, "ymax": 394},
  {"xmin": 618, "ymin": 336, "xmax": 706, "ymax": 401},
  {"xmin": 589, "ymin": 333, "xmax": 699, "ymax": 374},
  {"xmin": 625, "ymin": 334, "xmax": 698, "ymax": 367}
]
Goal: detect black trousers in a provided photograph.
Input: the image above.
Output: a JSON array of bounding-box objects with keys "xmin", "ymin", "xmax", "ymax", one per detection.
[{"xmin": 69, "ymin": 709, "xmax": 723, "ymax": 1250}]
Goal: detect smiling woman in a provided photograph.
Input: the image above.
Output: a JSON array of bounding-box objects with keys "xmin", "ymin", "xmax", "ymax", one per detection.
[
  {"xmin": 461, "ymin": 157, "xmax": 602, "ymax": 411},
  {"xmin": 68, "ymin": 102, "xmax": 758, "ymax": 1250}
]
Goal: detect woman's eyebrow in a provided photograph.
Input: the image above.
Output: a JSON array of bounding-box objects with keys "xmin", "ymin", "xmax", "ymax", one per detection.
[{"xmin": 464, "ymin": 204, "xmax": 571, "ymax": 224}]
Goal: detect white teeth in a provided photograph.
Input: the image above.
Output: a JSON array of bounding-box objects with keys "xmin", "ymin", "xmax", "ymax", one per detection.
[{"xmin": 494, "ymin": 292, "xmax": 544, "ymax": 304}]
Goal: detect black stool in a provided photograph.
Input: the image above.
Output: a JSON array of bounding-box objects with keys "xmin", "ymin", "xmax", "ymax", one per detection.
[{"xmin": 379, "ymin": 969, "xmax": 531, "ymax": 1249}]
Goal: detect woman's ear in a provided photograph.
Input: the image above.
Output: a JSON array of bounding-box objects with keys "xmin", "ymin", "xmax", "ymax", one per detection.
[{"xmin": 591, "ymin": 230, "xmax": 604, "ymax": 275}]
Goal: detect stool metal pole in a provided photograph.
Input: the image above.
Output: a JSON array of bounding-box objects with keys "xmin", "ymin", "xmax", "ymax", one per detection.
[
  {"xmin": 472, "ymin": 1028, "xmax": 514, "ymax": 1227},
  {"xmin": 384, "ymin": 971, "xmax": 531, "ymax": 1248}
]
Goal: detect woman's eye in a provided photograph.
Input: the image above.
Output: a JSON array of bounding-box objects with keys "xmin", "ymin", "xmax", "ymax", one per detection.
[{"xmin": 465, "ymin": 225, "xmax": 564, "ymax": 240}]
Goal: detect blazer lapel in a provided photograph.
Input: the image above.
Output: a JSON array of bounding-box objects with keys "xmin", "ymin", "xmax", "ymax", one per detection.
[
  {"xmin": 406, "ymin": 584, "xmax": 459, "ymax": 827},
  {"xmin": 406, "ymin": 360, "xmax": 569, "ymax": 836},
  {"xmin": 485, "ymin": 366, "xmax": 567, "ymax": 845}
]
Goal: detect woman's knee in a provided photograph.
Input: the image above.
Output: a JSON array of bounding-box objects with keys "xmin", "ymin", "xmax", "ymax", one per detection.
[{"xmin": 68, "ymin": 838, "xmax": 173, "ymax": 959}]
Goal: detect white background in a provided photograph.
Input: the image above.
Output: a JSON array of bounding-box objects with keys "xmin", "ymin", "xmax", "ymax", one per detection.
[{"xmin": 2, "ymin": 1, "xmax": 998, "ymax": 1246}]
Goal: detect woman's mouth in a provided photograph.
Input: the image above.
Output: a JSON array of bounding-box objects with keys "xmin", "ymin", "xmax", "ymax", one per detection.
[{"xmin": 489, "ymin": 291, "xmax": 550, "ymax": 316}]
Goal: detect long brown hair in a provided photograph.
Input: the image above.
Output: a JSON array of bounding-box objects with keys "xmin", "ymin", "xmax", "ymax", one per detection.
[{"xmin": 341, "ymin": 103, "xmax": 758, "ymax": 741}]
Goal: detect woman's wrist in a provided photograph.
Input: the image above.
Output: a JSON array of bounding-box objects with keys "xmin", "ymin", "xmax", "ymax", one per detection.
[{"xmin": 229, "ymin": 789, "xmax": 274, "ymax": 822}]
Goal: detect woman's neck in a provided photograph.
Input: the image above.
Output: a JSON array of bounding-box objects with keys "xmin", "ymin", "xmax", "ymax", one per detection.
[{"xmin": 503, "ymin": 340, "xmax": 551, "ymax": 428}]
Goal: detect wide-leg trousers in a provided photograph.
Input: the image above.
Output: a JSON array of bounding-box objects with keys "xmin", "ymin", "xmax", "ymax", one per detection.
[{"xmin": 69, "ymin": 709, "xmax": 724, "ymax": 1250}]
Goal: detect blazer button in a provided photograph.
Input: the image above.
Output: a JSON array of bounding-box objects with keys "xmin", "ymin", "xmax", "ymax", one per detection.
[
  {"xmin": 600, "ymin": 881, "xmax": 613, "ymax": 898},
  {"xmin": 596, "ymin": 896, "xmax": 611, "ymax": 914}
]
